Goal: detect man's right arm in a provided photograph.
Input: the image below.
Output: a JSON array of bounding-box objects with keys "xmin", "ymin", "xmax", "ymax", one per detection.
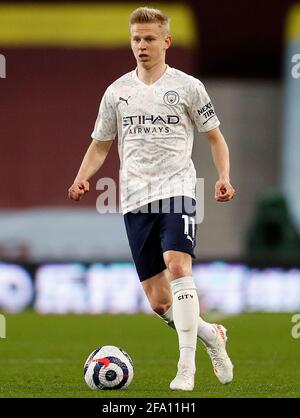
[{"xmin": 68, "ymin": 139, "xmax": 113, "ymax": 201}]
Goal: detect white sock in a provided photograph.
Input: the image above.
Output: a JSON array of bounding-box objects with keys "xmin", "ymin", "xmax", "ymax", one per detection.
[
  {"xmin": 197, "ymin": 317, "xmax": 217, "ymax": 343},
  {"xmin": 157, "ymin": 299, "xmax": 217, "ymax": 345},
  {"xmin": 170, "ymin": 277, "xmax": 199, "ymax": 371},
  {"xmin": 179, "ymin": 347, "xmax": 195, "ymax": 366}
]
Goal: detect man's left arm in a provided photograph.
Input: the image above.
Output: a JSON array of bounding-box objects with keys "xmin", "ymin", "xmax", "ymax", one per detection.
[{"xmin": 204, "ymin": 127, "xmax": 236, "ymax": 202}]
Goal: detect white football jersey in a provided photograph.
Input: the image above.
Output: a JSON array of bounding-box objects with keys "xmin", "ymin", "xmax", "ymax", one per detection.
[{"xmin": 91, "ymin": 66, "xmax": 220, "ymax": 214}]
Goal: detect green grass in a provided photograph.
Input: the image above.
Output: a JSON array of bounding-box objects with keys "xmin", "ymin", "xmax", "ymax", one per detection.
[{"xmin": 0, "ymin": 312, "xmax": 300, "ymax": 398}]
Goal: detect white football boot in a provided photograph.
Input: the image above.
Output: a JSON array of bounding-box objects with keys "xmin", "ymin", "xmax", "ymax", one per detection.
[
  {"xmin": 170, "ymin": 363, "xmax": 195, "ymax": 391},
  {"xmin": 202, "ymin": 324, "xmax": 234, "ymax": 384}
]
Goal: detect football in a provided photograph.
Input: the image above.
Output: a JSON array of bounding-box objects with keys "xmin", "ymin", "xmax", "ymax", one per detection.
[{"xmin": 83, "ymin": 345, "xmax": 134, "ymax": 390}]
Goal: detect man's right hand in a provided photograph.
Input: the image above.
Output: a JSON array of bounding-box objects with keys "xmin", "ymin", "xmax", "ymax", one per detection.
[{"xmin": 68, "ymin": 180, "xmax": 90, "ymax": 201}]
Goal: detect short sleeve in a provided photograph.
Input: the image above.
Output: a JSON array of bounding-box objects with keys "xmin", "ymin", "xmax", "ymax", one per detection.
[
  {"xmin": 91, "ymin": 87, "xmax": 117, "ymax": 141},
  {"xmin": 189, "ymin": 80, "xmax": 220, "ymax": 133}
]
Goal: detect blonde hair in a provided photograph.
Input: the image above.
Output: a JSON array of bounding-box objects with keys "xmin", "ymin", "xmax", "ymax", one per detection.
[{"xmin": 129, "ymin": 7, "xmax": 170, "ymax": 34}]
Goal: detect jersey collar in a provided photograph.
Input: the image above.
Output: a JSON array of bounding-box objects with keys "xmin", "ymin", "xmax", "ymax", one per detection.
[{"xmin": 133, "ymin": 65, "xmax": 172, "ymax": 87}]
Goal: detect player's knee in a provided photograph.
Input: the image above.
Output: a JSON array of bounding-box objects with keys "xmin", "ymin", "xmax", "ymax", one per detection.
[{"xmin": 167, "ymin": 259, "xmax": 190, "ymax": 279}]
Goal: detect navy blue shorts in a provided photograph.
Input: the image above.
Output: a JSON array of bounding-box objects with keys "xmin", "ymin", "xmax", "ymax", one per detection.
[{"xmin": 124, "ymin": 196, "xmax": 197, "ymax": 281}]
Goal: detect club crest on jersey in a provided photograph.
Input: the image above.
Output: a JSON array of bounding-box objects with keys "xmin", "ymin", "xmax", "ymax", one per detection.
[{"xmin": 163, "ymin": 91, "xmax": 180, "ymax": 106}]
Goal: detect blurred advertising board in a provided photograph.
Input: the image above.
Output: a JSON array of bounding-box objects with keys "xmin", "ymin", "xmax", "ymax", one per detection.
[{"xmin": 0, "ymin": 262, "xmax": 300, "ymax": 314}]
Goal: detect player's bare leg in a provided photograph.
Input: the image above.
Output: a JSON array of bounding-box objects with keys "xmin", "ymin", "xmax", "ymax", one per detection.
[{"xmin": 142, "ymin": 270, "xmax": 172, "ymax": 316}]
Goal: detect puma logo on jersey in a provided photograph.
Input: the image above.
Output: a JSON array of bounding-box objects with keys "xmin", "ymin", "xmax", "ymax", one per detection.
[{"xmin": 119, "ymin": 96, "xmax": 131, "ymax": 105}]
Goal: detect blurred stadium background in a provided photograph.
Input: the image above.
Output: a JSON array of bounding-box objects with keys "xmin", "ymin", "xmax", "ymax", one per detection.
[
  {"xmin": 1, "ymin": 0, "xmax": 300, "ymax": 314},
  {"xmin": 1, "ymin": 0, "xmax": 300, "ymax": 398}
]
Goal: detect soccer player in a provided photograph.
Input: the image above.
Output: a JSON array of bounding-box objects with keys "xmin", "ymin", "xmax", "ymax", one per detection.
[{"xmin": 68, "ymin": 7, "xmax": 235, "ymax": 391}]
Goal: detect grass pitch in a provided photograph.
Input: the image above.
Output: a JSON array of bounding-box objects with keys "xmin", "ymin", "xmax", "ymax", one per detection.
[{"xmin": 0, "ymin": 311, "xmax": 299, "ymax": 398}]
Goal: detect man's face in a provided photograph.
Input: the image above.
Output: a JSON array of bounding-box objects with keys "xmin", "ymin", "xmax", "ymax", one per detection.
[{"xmin": 130, "ymin": 23, "xmax": 171, "ymax": 69}]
